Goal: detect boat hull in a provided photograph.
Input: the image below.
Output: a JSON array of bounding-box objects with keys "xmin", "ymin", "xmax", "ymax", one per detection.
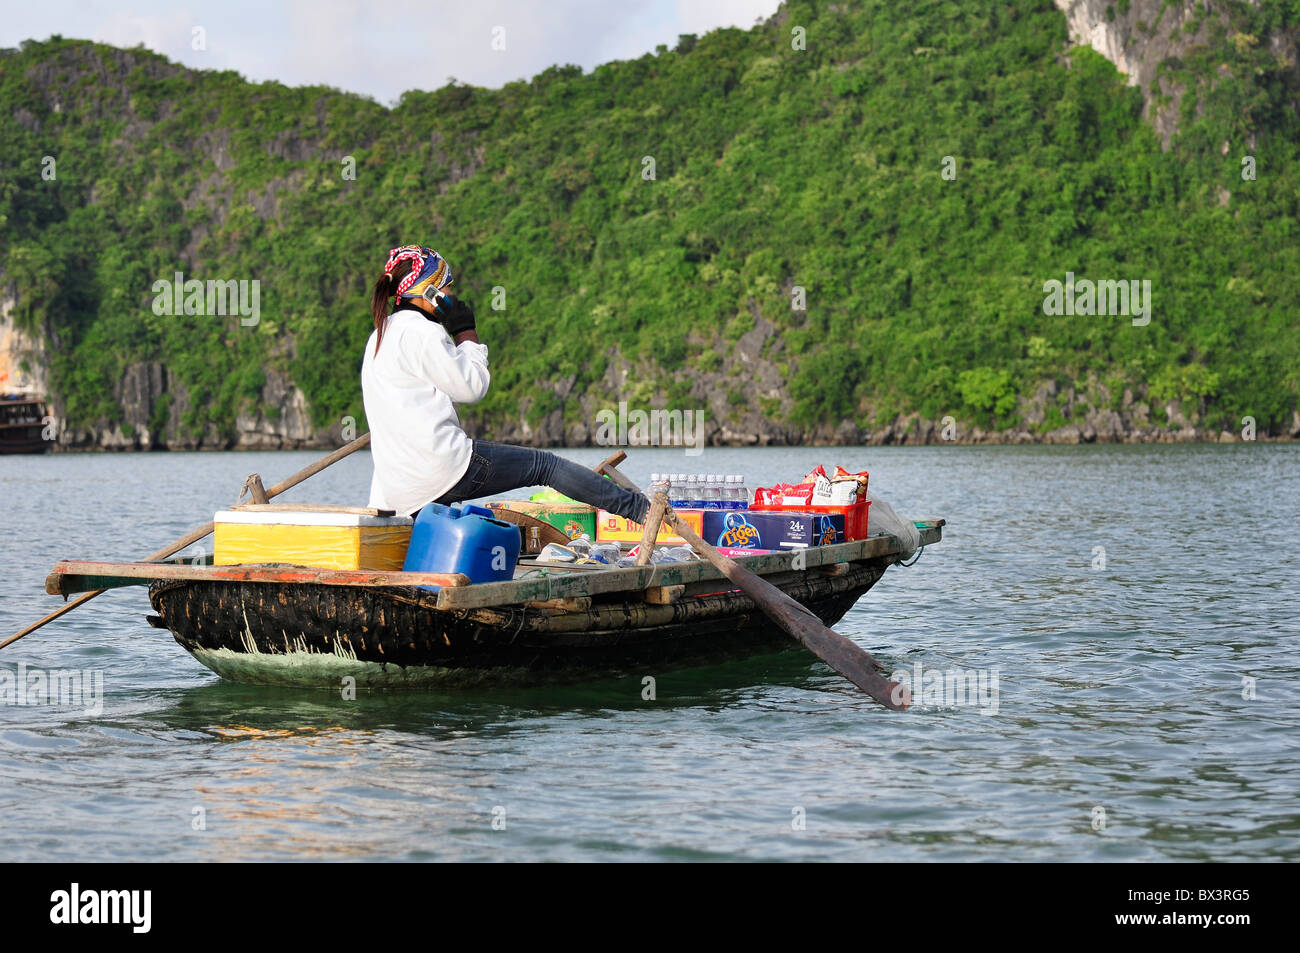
[{"xmin": 148, "ymin": 561, "xmax": 890, "ymax": 687}]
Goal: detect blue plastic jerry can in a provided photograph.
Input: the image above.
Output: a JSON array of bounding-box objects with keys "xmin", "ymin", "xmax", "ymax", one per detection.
[{"xmin": 403, "ymin": 503, "xmax": 520, "ymax": 588}]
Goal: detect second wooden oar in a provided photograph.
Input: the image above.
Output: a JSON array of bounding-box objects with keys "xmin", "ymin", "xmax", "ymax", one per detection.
[
  {"xmin": 1, "ymin": 433, "xmax": 373, "ymax": 651},
  {"xmin": 600, "ymin": 466, "xmax": 909, "ymax": 710}
]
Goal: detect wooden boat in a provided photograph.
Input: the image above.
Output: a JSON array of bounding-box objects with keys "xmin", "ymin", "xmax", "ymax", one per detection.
[
  {"xmin": 0, "ymin": 395, "xmax": 49, "ymax": 454},
  {"xmin": 44, "ymin": 521, "xmax": 943, "ymax": 687}
]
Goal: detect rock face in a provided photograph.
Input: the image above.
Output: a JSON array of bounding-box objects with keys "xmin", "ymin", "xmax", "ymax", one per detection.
[
  {"xmin": 1054, "ymin": 0, "xmax": 1226, "ymax": 146},
  {"xmin": 233, "ymin": 369, "xmax": 334, "ymax": 450},
  {"xmin": 7, "ymin": 280, "xmax": 1290, "ymax": 450},
  {"xmin": 8, "ymin": 17, "xmax": 1297, "ymax": 452},
  {"xmin": 51, "ymin": 361, "xmax": 334, "ymax": 450},
  {"xmin": 0, "ymin": 293, "xmax": 49, "ymax": 396}
]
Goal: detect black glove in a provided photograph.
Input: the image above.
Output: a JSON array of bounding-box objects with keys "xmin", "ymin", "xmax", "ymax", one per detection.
[{"xmin": 433, "ymin": 294, "xmax": 476, "ymax": 336}]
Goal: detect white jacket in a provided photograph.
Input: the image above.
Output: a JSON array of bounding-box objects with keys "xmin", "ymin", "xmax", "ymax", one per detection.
[{"xmin": 361, "ymin": 307, "xmax": 490, "ymax": 515}]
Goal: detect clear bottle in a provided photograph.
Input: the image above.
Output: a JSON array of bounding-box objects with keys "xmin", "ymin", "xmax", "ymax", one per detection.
[
  {"xmin": 669, "ymin": 473, "xmax": 689, "ymax": 509},
  {"xmin": 684, "ymin": 474, "xmax": 700, "ymax": 507},
  {"xmin": 645, "ymin": 472, "xmax": 669, "ymax": 503},
  {"xmin": 707, "ymin": 473, "xmax": 728, "ymax": 509},
  {"xmin": 722, "ymin": 473, "xmax": 743, "ymax": 504},
  {"xmin": 733, "ymin": 474, "xmax": 750, "ymax": 508}
]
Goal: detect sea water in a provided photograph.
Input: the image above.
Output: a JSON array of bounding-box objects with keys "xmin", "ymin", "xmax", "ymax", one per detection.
[{"xmin": 0, "ymin": 443, "xmax": 1296, "ymax": 861}]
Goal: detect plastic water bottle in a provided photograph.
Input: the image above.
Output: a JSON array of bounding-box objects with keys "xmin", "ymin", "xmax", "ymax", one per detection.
[
  {"xmin": 731, "ymin": 474, "xmax": 749, "ymax": 508},
  {"xmin": 707, "ymin": 473, "xmax": 728, "ymax": 509},
  {"xmin": 645, "ymin": 473, "xmax": 669, "ymax": 501},
  {"xmin": 684, "ymin": 474, "xmax": 700, "ymax": 507},
  {"xmin": 669, "ymin": 473, "xmax": 689, "ymax": 509},
  {"xmin": 719, "ymin": 475, "xmax": 736, "ymax": 508},
  {"xmin": 653, "ymin": 546, "xmax": 692, "ymax": 563}
]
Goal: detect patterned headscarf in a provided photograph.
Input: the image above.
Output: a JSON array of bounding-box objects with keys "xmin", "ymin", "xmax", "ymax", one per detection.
[{"xmin": 384, "ymin": 244, "xmax": 453, "ymax": 302}]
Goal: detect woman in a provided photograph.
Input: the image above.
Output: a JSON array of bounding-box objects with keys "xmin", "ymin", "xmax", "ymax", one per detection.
[{"xmin": 361, "ymin": 244, "xmax": 651, "ymax": 524}]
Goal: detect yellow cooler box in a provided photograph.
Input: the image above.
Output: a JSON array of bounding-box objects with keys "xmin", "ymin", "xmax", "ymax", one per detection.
[{"xmin": 213, "ymin": 505, "xmax": 413, "ymax": 571}]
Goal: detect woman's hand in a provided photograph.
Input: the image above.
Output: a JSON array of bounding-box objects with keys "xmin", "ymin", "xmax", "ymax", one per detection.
[{"xmin": 434, "ymin": 294, "xmax": 476, "ymax": 337}]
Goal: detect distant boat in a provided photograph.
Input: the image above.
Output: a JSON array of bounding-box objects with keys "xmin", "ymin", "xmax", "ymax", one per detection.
[{"xmin": 0, "ymin": 395, "xmax": 50, "ymax": 454}]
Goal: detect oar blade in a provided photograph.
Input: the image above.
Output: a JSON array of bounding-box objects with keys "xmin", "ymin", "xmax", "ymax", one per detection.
[
  {"xmin": 721, "ymin": 564, "xmax": 909, "ymax": 709},
  {"xmin": 789, "ymin": 620, "xmax": 911, "ymax": 710}
]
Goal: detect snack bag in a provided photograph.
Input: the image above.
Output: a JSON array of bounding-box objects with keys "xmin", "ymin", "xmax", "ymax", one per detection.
[
  {"xmin": 831, "ymin": 465, "xmax": 869, "ymax": 503},
  {"xmin": 804, "ymin": 464, "xmax": 835, "ymax": 503},
  {"xmin": 779, "ymin": 482, "xmax": 815, "ymax": 505},
  {"xmin": 753, "ymin": 482, "xmax": 815, "ymax": 506}
]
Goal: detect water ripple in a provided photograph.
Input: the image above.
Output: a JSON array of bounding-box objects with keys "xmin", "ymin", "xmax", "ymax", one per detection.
[{"xmin": 1, "ymin": 444, "xmax": 1296, "ymax": 860}]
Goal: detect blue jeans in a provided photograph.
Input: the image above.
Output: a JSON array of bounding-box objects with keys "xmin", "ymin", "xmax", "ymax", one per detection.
[{"xmin": 434, "ymin": 440, "xmax": 651, "ymax": 523}]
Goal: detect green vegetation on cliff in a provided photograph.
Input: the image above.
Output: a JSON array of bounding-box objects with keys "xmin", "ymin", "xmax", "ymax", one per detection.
[{"xmin": 1, "ymin": 0, "xmax": 1298, "ymax": 442}]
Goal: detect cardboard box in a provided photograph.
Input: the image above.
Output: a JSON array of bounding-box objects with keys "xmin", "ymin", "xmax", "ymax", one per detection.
[
  {"xmin": 596, "ymin": 508, "xmax": 705, "ymax": 544},
  {"xmin": 491, "ymin": 499, "xmax": 597, "ymax": 540},
  {"xmin": 702, "ymin": 509, "xmax": 845, "ymax": 550},
  {"xmin": 214, "ymin": 507, "xmax": 413, "ymax": 570},
  {"xmin": 749, "ymin": 500, "xmax": 870, "ymax": 540}
]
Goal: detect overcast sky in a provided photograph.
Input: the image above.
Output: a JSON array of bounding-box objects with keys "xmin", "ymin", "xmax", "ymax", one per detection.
[{"xmin": 2, "ymin": 0, "xmax": 782, "ymax": 103}]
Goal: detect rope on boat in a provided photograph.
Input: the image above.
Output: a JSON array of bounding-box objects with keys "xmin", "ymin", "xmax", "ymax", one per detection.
[{"xmin": 895, "ymin": 545, "xmax": 925, "ymax": 568}]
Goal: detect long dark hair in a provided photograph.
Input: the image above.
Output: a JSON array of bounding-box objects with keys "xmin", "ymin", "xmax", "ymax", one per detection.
[{"xmin": 370, "ymin": 258, "xmax": 417, "ymax": 353}]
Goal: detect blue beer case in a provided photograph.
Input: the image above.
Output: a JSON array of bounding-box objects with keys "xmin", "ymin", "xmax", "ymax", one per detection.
[{"xmin": 702, "ymin": 509, "xmax": 843, "ymax": 550}]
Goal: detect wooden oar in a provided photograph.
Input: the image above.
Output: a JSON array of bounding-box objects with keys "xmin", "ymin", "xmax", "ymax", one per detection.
[
  {"xmin": 633, "ymin": 493, "xmax": 668, "ymax": 566},
  {"xmin": 598, "ymin": 464, "xmax": 909, "ymax": 710},
  {"xmin": 594, "ymin": 450, "xmax": 627, "ymax": 476},
  {"xmin": 1, "ymin": 433, "xmax": 373, "ymax": 652}
]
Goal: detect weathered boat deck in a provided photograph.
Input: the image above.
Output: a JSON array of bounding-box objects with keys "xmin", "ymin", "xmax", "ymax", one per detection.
[{"xmin": 46, "ymin": 521, "xmax": 943, "ymax": 611}]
